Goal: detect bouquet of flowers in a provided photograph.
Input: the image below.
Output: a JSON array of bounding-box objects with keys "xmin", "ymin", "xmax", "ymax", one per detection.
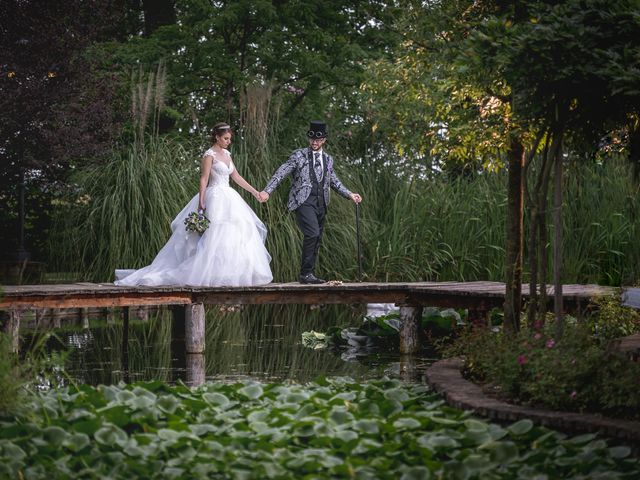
[{"xmin": 184, "ymin": 210, "xmax": 210, "ymax": 235}]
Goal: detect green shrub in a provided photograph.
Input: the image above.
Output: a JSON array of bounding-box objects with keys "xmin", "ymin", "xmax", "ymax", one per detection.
[
  {"xmin": 0, "ymin": 333, "xmax": 24, "ymax": 415},
  {"xmin": 588, "ymin": 292, "xmax": 640, "ymax": 340},
  {"xmin": 444, "ymin": 321, "xmax": 640, "ymax": 419}
]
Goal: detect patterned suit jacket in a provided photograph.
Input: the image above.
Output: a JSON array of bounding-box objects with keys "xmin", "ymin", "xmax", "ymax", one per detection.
[{"xmin": 264, "ymin": 147, "xmax": 352, "ymax": 211}]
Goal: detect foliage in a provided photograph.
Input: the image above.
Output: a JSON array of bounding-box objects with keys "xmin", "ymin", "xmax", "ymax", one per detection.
[
  {"xmin": 2, "ymin": 377, "xmax": 639, "ymax": 478},
  {"xmin": 48, "ymin": 137, "xmax": 640, "ymax": 285},
  {"xmin": 588, "ymin": 293, "xmax": 640, "ymax": 341},
  {"xmin": 48, "ymin": 136, "xmax": 198, "ymax": 281},
  {"xmin": 93, "ymin": 0, "xmax": 403, "ymax": 142},
  {"xmin": 0, "ymin": 333, "xmax": 23, "ymax": 415},
  {"xmin": 444, "ymin": 319, "xmax": 640, "ymax": 419}
]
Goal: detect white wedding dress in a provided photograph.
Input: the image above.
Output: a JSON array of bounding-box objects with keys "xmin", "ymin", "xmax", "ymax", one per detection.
[{"xmin": 114, "ymin": 148, "xmax": 273, "ymax": 287}]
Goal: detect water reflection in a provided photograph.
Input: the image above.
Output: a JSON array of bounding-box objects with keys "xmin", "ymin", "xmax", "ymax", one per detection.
[{"xmin": 27, "ymin": 304, "xmax": 438, "ymax": 386}]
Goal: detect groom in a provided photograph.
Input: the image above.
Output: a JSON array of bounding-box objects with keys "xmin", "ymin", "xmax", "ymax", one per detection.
[{"xmin": 259, "ymin": 121, "xmax": 362, "ymax": 284}]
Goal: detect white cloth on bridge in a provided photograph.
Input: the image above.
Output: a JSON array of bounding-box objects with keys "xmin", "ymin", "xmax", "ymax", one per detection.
[{"xmin": 115, "ymin": 149, "xmax": 272, "ymax": 287}]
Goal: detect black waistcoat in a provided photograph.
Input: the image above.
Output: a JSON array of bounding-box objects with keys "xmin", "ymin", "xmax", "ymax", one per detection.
[{"xmin": 307, "ymin": 151, "xmax": 326, "ymax": 208}]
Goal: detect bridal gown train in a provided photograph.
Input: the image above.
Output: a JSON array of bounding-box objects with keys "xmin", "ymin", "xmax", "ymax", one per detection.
[{"xmin": 114, "ymin": 148, "xmax": 273, "ymax": 287}]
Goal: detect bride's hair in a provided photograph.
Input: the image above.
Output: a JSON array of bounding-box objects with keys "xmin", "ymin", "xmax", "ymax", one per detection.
[{"xmin": 210, "ymin": 122, "xmax": 232, "ymax": 145}]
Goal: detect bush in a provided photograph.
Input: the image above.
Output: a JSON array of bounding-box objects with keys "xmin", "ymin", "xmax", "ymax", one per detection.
[
  {"xmin": 443, "ymin": 319, "xmax": 640, "ymax": 419},
  {"xmin": 0, "ymin": 332, "xmax": 24, "ymax": 415}
]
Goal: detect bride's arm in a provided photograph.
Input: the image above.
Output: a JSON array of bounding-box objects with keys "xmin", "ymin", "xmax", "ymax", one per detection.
[
  {"xmin": 230, "ymin": 163, "xmax": 260, "ymax": 200},
  {"xmin": 198, "ymin": 154, "xmax": 213, "ymax": 211}
]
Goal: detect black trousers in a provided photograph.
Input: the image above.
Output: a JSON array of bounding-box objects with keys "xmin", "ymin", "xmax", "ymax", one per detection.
[{"xmin": 295, "ymin": 199, "xmax": 326, "ymax": 276}]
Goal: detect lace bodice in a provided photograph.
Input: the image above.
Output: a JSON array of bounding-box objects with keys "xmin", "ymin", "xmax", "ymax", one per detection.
[{"xmin": 204, "ymin": 148, "xmax": 234, "ymax": 188}]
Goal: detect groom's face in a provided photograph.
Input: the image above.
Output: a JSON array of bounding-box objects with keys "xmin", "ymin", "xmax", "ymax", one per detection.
[{"xmin": 309, "ymin": 137, "xmax": 326, "ymax": 151}]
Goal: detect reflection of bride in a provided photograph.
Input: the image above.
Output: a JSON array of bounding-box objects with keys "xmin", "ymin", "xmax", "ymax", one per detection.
[{"xmin": 115, "ymin": 123, "xmax": 273, "ymax": 287}]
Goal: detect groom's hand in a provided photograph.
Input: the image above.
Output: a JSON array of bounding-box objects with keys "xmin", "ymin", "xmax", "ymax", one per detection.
[
  {"xmin": 350, "ymin": 193, "xmax": 362, "ymax": 204},
  {"xmin": 258, "ymin": 191, "xmax": 270, "ymax": 203}
]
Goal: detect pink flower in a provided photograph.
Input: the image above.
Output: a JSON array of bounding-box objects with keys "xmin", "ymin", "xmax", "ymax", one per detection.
[
  {"xmin": 546, "ymin": 339, "xmax": 556, "ymax": 348},
  {"xmin": 570, "ymin": 391, "xmax": 577, "ymax": 399},
  {"xmin": 517, "ymin": 355, "xmax": 528, "ymax": 365},
  {"xmin": 534, "ymin": 333, "xmax": 543, "ymax": 340}
]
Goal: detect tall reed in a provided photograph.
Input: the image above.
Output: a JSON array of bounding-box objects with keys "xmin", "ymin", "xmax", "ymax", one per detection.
[
  {"xmin": 49, "ymin": 136, "xmax": 640, "ymax": 287},
  {"xmin": 49, "ymin": 136, "xmax": 199, "ymax": 281}
]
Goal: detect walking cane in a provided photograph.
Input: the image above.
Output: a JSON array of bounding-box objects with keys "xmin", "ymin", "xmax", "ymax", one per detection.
[{"xmin": 356, "ymin": 202, "xmax": 363, "ymax": 282}]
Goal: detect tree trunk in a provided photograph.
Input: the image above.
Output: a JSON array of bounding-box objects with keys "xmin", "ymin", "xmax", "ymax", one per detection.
[
  {"xmin": 524, "ymin": 131, "xmax": 548, "ymax": 327},
  {"xmin": 552, "ymin": 131, "xmax": 565, "ymax": 337},
  {"xmin": 536, "ymin": 150, "xmax": 554, "ymax": 324},
  {"xmin": 504, "ymin": 136, "xmax": 525, "ymax": 333}
]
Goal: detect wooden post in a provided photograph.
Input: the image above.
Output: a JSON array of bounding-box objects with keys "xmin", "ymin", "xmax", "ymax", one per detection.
[
  {"xmin": 81, "ymin": 307, "xmax": 89, "ymax": 329},
  {"xmin": 186, "ymin": 353, "xmax": 205, "ymax": 386},
  {"xmin": 135, "ymin": 305, "xmax": 149, "ymax": 322},
  {"xmin": 122, "ymin": 307, "xmax": 130, "ymax": 382},
  {"xmin": 1, "ymin": 310, "xmax": 21, "ymax": 353},
  {"xmin": 399, "ymin": 306, "xmax": 422, "ymax": 354},
  {"xmin": 185, "ymin": 303, "xmax": 205, "ymax": 354}
]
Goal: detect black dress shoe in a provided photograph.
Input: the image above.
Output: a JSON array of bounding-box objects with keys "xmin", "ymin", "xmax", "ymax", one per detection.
[{"xmin": 299, "ymin": 273, "xmax": 326, "ymax": 284}]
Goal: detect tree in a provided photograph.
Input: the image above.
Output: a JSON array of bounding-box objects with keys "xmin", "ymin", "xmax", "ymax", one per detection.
[{"xmin": 0, "ymin": 1, "xmax": 128, "ymax": 263}]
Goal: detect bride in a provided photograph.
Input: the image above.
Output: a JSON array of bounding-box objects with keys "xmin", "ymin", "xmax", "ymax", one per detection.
[{"xmin": 115, "ymin": 123, "xmax": 273, "ymax": 287}]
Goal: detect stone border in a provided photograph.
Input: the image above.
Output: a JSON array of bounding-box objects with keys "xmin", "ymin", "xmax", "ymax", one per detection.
[{"xmin": 426, "ymin": 357, "xmax": 640, "ymax": 444}]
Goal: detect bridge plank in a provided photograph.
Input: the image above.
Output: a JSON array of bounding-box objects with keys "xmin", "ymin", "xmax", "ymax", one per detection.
[{"xmin": 0, "ymin": 281, "xmax": 620, "ymax": 310}]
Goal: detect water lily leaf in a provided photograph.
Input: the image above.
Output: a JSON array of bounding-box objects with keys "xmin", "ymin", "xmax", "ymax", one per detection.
[
  {"xmin": 98, "ymin": 405, "xmax": 131, "ymax": 427},
  {"xmin": 462, "ymin": 453, "xmax": 493, "ymax": 472},
  {"xmin": 131, "ymin": 395, "xmax": 156, "ymax": 410},
  {"xmin": 293, "ymin": 423, "xmax": 315, "ymax": 437},
  {"xmin": 62, "ymin": 433, "xmax": 90, "ymax": 452},
  {"xmin": 190, "ymin": 423, "xmax": 218, "ymax": 436},
  {"xmin": 331, "ymin": 391, "xmax": 357, "ymax": 402},
  {"xmin": 157, "ymin": 428, "xmax": 182, "ymax": 442},
  {"xmin": 43, "ymin": 426, "xmax": 69, "ymax": 445},
  {"xmin": 72, "ymin": 418, "xmax": 103, "ymax": 436},
  {"xmin": 464, "ymin": 430, "xmax": 493, "ymax": 446},
  {"xmin": 418, "ymin": 434, "xmax": 460, "ymax": 449},
  {"xmin": 163, "ymin": 466, "xmax": 185, "ymax": 478},
  {"xmin": 157, "ymin": 395, "xmax": 180, "ymax": 414},
  {"xmin": 94, "ymin": 425, "xmax": 128, "ymax": 447},
  {"xmin": 116, "ymin": 390, "xmax": 136, "ymax": 404},
  {"xmin": 400, "ymin": 466, "xmax": 431, "ymax": 480},
  {"xmin": 250, "ymin": 421, "xmax": 270, "ymax": 434},
  {"xmin": 507, "ymin": 419, "xmax": 533, "ymax": 436},
  {"xmin": 132, "ymin": 386, "xmax": 157, "ymax": 400},
  {"xmin": 443, "ymin": 461, "xmax": 470, "ymax": 480},
  {"xmin": 393, "ymin": 417, "xmax": 422, "ymax": 430},
  {"xmin": 329, "ymin": 407, "xmax": 355, "ymax": 425},
  {"xmin": 354, "ymin": 419, "xmax": 379, "ymax": 435},
  {"xmin": 480, "ymin": 440, "xmax": 519, "ymax": 463},
  {"xmin": 67, "ymin": 408, "xmax": 95, "ymax": 422},
  {"xmin": 384, "ymin": 388, "xmax": 410, "ymax": 403},
  {"xmin": 567, "ymin": 433, "xmax": 597, "ymax": 445},
  {"xmin": 247, "ymin": 409, "xmax": 269, "ymax": 423},
  {"xmin": 203, "ymin": 392, "xmax": 230, "ymax": 408},
  {"xmin": 238, "ymin": 384, "xmax": 263, "ymax": 400},
  {"xmin": 335, "ymin": 430, "xmax": 359, "ymax": 443},
  {"xmin": 464, "ymin": 419, "xmax": 489, "ymax": 432},
  {"xmin": 608, "ymin": 446, "xmax": 631, "ymax": 459},
  {"xmin": 352, "ymin": 438, "xmax": 383, "ymax": 455},
  {"xmin": 0, "ymin": 441, "xmax": 27, "ymax": 461}
]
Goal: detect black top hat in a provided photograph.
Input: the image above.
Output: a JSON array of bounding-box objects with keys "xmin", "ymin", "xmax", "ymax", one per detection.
[{"xmin": 307, "ymin": 120, "xmax": 328, "ymax": 138}]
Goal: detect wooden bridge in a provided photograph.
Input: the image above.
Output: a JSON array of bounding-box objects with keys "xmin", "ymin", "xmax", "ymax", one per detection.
[{"xmin": 2, "ymin": 281, "xmax": 635, "ymax": 356}]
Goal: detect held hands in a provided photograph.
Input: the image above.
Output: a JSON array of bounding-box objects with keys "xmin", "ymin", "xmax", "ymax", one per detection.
[
  {"xmin": 350, "ymin": 193, "xmax": 362, "ymax": 204},
  {"xmin": 257, "ymin": 191, "xmax": 270, "ymax": 203}
]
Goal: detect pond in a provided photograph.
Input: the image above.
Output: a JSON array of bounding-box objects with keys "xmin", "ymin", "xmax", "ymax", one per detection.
[{"xmin": 23, "ymin": 304, "xmax": 439, "ymax": 387}]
